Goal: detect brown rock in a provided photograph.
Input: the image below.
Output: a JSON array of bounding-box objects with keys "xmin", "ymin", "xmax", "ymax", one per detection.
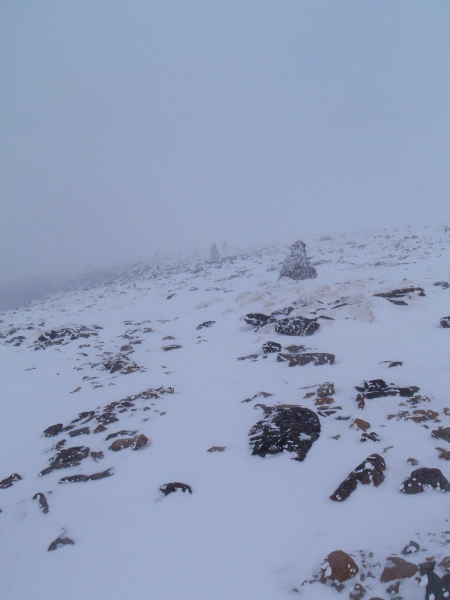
[
  {"xmin": 352, "ymin": 418, "xmax": 371, "ymax": 432},
  {"xmin": 321, "ymin": 550, "xmax": 359, "ymax": 583},
  {"xmin": 439, "ymin": 556, "xmax": 450, "ymax": 571},
  {"xmin": 109, "ymin": 434, "xmax": 148, "ymax": 452},
  {"xmin": 349, "ymin": 583, "xmax": 366, "ymax": 599},
  {"xmin": 380, "ymin": 556, "xmax": 418, "ymax": 583},
  {"xmin": 330, "ymin": 454, "xmax": 386, "ymax": 502}
]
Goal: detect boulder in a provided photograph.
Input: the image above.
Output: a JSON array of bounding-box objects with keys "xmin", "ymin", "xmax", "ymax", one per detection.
[
  {"xmin": 249, "ymin": 406, "xmax": 320, "ymax": 461},
  {"xmin": 48, "ymin": 535, "xmax": 74, "ymax": 551},
  {"xmin": 279, "ymin": 241, "xmax": 317, "ymax": 280},
  {"xmin": 330, "ymin": 454, "xmax": 386, "ymax": 502},
  {"xmin": 275, "ymin": 317, "xmax": 320, "ymax": 336},
  {"xmin": 284, "ymin": 352, "xmax": 334, "ymax": 367},
  {"xmin": 262, "ymin": 341, "xmax": 282, "ymax": 353},
  {"xmin": 58, "ymin": 469, "xmax": 113, "ymax": 483},
  {"xmin": 0, "ymin": 473, "xmax": 22, "ymax": 489},
  {"xmin": 196, "ymin": 321, "xmax": 215, "ymax": 330},
  {"xmin": 320, "ymin": 550, "xmax": 359, "ymax": 583},
  {"xmin": 432, "ymin": 427, "xmax": 450, "ymax": 442},
  {"xmin": 160, "ymin": 482, "xmax": 192, "ymax": 496},
  {"xmin": 109, "ymin": 434, "xmax": 148, "ymax": 452},
  {"xmin": 41, "ymin": 446, "xmax": 90, "ymax": 476},
  {"xmin": 440, "ymin": 317, "xmax": 450, "ymax": 328},
  {"xmin": 43, "ymin": 423, "xmax": 63, "ymax": 437},
  {"xmin": 400, "ymin": 467, "xmax": 450, "ymax": 494},
  {"xmin": 32, "ymin": 492, "xmax": 49, "ymax": 514},
  {"xmin": 380, "ymin": 556, "xmax": 418, "ymax": 582},
  {"xmin": 244, "ymin": 313, "xmax": 277, "ymax": 328}
]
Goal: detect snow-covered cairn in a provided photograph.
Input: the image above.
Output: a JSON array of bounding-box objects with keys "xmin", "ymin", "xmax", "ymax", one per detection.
[{"xmin": 279, "ymin": 240, "xmax": 317, "ymax": 280}]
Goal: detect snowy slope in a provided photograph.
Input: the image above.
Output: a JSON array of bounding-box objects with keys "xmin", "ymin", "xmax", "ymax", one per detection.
[{"xmin": 1, "ymin": 226, "xmax": 450, "ymax": 600}]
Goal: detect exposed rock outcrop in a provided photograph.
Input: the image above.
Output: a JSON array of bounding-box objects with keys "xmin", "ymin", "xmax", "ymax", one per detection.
[{"xmin": 330, "ymin": 454, "xmax": 386, "ymax": 501}]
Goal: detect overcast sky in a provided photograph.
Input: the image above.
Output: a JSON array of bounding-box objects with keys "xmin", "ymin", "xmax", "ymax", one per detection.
[{"xmin": 1, "ymin": 1, "xmax": 450, "ymax": 283}]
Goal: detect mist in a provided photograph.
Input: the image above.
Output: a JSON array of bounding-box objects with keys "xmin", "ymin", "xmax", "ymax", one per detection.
[{"xmin": 1, "ymin": 1, "xmax": 450, "ymax": 285}]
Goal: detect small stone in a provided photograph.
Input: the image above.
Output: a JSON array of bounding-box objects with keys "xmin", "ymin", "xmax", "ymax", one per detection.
[
  {"xmin": 317, "ymin": 382, "xmax": 335, "ymax": 397},
  {"xmin": 32, "ymin": 492, "xmax": 49, "ymax": 514},
  {"xmin": 43, "ymin": 423, "xmax": 64, "ymax": 437},
  {"xmin": 207, "ymin": 446, "xmax": 226, "ymax": 452},
  {"xmin": 196, "ymin": 321, "xmax": 215, "ymax": 330},
  {"xmin": 385, "ymin": 580, "xmax": 400, "ymax": 594},
  {"xmin": 439, "ymin": 557, "xmax": 450, "ymax": 571},
  {"xmin": 352, "ymin": 418, "xmax": 371, "ymax": 432},
  {"xmin": 0, "ymin": 473, "xmax": 22, "ymax": 489},
  {"xmin": 440, "ymin": 317, "xmax": 450, "ymax": 328},
  {"xmin": 68, "ymin": 427, "xmax": 90, "ymax": 438},
  {"xmin": 401, "ymin": 541, "xmax": 420, "ymax": 555},
  {"xmin": 407, "ymin": 458, "xmax": 419, "ymax": 466},
  {"xmin": 380, "ymin": 556, "xmax": 419, "ymax": 582},
  {"xmin": 436, "ymin": 447, "xmax": 450, "ymax": 460},
  {"xmin": 48, "ymin": 535, "xmax": 74, "ymax": 551},
  {"xmin": 349, "ymin": 583, "xmax": 366, "ymax": 600},
  {"xmin": 160, "ymin": 482, "xmax": 192, "ymax": 496},
  {"xmin": 320, "ymin": 550, "xmax": 359, "ymax": 583},
  {"xmin": 432, "ymin": 427, "xmax": 450, "ymax": 443},
  {"xmin": 109, "ymin": 434, "xmax": 148, "ymax": 452},
  {"xmin": 262, "ymin": 341, "xmax": 282, "ymax": 354}
]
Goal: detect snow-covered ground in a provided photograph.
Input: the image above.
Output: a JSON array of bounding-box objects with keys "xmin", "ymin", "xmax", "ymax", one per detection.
[{"xmin": 1, "ymin": 225, "xmax": 450, "ymax": 599}]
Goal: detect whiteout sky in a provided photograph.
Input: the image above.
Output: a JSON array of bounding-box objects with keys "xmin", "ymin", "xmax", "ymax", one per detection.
[{"xmin": 1, "ymin": 1, "xmax": 450, "ymax": 283}]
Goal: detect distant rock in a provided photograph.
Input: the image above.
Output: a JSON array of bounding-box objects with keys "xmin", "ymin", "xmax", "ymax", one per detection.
[
  {"xmin": 43, "ymin": 423, "xmax": 63, "ymax": 437},
  {"xmin": 330, "ymin": 454, "xmax": 386, "ymax": 502},
  {"xmin": 434, "ymin": 281, "xmax": 450, "ymax": 289},
  {"xmin": 262, "ymin": 341, "xmax": 281, "ymax": 354},
  {"xmin": 210, "ymin": 243, "xmax": 221, "ymax": 262},
  {"xmin": 279, "ymin": 241, "xmax": 317, "ymax": 281},
  {"xmin": 48, "ymin": 534, "xmax": 74, "ymax": 551},
  {"xmin": 380, "ymin": 556, "xmax": 418, "ymax": 582},
  {"xmin": 281, "ymin": 352, "xmax": 334, "ymax": 367},
  {"xmin": 207, "ymin": 446, "xmax": 226, "ymax": 452},
  {"xmin": 271, "ymin": 307, "xmax": 294, "ymax": 316},
  {"xmin": 320, "ymin": 550, "xmax": 359, "ymax": 583},
  {"xmin": 373, "ymin": 287, "xmax": 425, "ymax": 305},
  {"xmin": 162, "ymin": 344, "xmax": 183, "ymax": 351},
  {"xmin": 244, "ymin": 313, "xmax": 277, "ymax": 328},
  {"xmin": 401, "ymin": 540, "xmax": 420, "ymax": 555},
  {"xmin": 432, "ymin": 427, "xmax": 450, "ymax": 443},
  {"xmin": 355, "ymin": 379, "xmax": 419, "ymax": 408},
  {"xmin": 317, "ymin": 382, "xmax": 335, "ymax": 397},
  {"xmin": 275, "ymin": 317, "xmax": 320, "ymax": 336},
  {"xmin": 58, "ymin": 469, "xmax": 113, "ymax": 483},
  {"xmin": 109, "ymin": 434, "xmax": 148, "ymax": 452},
  {"xmin": 41, "ymin": 446, "xmax": 90, "ymax": 476},
  {"xmin": 249, "ymin": 406, "xmax": 320, "ymax": 461},
  {"xmin": 160, "ymin": 482, "xmax": 192, "ymax": 496},
  {"xmin": 32, "ymin": 492, "xmax": 49, "ymax": 514},
  {"xmin": 0, "ymin": 473, "xmax": 22, "ymax": 489},
  {"xmin": 400, "ymin": 467, "xmax": 450, "ymax": 494},
  {"xmin": 196, "ymin": 321, "xmax": 215, "ymax": 330},
  {"xmin": 440, "ymin": 317, "xmax": 450, "ymax": 328}
]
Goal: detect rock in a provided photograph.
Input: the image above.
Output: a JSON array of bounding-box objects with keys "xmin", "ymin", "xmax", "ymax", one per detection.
[
  {"xmin": 279, "ymin": 241, "xmax": 317, "ymax": 281},
  {"xmin": 243, "ymin": 313, "xmax": 277, "ymax": 328},
  {"xmin": 285, "ymin": 353, "xmax": 335, "ymax": 367},
  {"xmin": 388, "ymin": 361, "xmax": 403, "ymax": 368},
  {"xmin": 249, "ymin": 406, "xmax": 320, "ymax": 461},
  {"xmin": 32, "ymin": 492, "xmax": 49, "ymax": 514},
  {"xmin": 207, "ymin": 446, "xmax": 226, "ymax": 452},
  {"xmin": 440, "ymin": 317, "xmax": 450, "ymax": 328},
  {"xmin": 360, "ymin": 432, "xmax": 380, "ymax": 443},
  {"xmin": 284, "ymin": 344, "xmax": 307, "ymax": 353},
  {"xmin": 400, "ymin": 467, "xmax": 450, "ymax": 494},
  {"xmin": 351, "ymin": 418, "xmax": 371, "ymax": 432},
  {"xmin": 58, "ymin": 469, "xmax": 113, "ymax": 483},
  {"xmin": 41, "ymin": 446, "xmax": 90, "ymax": 476},
  {"xmin": 401, "ymin": 541, "xmax": 420, "ymax": 555},
  {"xmin": 96, "ymin": 412, "xmax": 119, "ymax": 426},
  {"xmin": 94, "ymin": 424, "xmax": 107, "ymax": 434},
  {"xmin": 434, "ymin": 281, "xmax": 450, "ymax": 289},
  {"xmin": 407, "ymin": 457, "xmax": 419, "ymax": 466},
  {"xmin": 436, "ymin": 447, "xmax": 450, "ymax": 460},
  {"xmin": 373, "ymin": 287, "xmax": 425, "ymax": 304},
  {"xmin": 43, "ymin": 423, "xmax": 63, "ymax": 437},
  {"xmin": 317, "ymin": 382, "xmax": 335, "ymax": 397},
  {"xmin": 380, "ymin": 556, "xmax": 418, "ymax": 582},
  {"xmin": 109, "ymin": 434, "xmax": 148, "ymax": 452},
  {"xmin": 355, "ymin": 379, "xmax": 419, "ymax": 400},
  {"xmin": 160, "ymin": 482, "xmax": 192, "ymax": 496},
  {"xmin": 162, "ymin": 344, "xmax": 183, "ymax": 351},
  {"xmin": 68, "ymin": 427, "xmax": 90, "ymax": 438},
  {"xmin": 432, "ymin": 427, "xmax": 450, "ymax": 443},
  {"xmin": 196, "ymin": 321, "xmax": 215, "ymax": 330},
  {"xmin": 105, "ymin": 430, "xmax": 138, "ymax": 441},
  {"xmin": 439, "ymin": 557, "xmax": 450, "ymax": 571},
  {"xmin": 90, "ymin": 451, "xmax": 104, "ymax": 461},
  {"xmin": 262, "ymin": 341, "xmax": 282, "ymax": 354},
  {"xmin": 275, "ymin": 317, "xmax": 320, "ymax": 336},
  {"xmin": 271, "ymin": 307, "xmax": 294, "ymax": 316},
  {"xmin": 48, "ymin": 534, "xmax": 75, "ymax": 551},
  {"xmin": 330, "ymin": 454, "xmax": 386, "ymax": 502},
  {"xmin": 349, "ymin": 583, "xmax": 366, "ymax": 600},
  {"xmin": 425, "ymin": 570, "xmax": 450, "ymax": 599},
  {"xmin": 0, "ymin": 473, "xmax": 22, "ymax": 489},
  {"xmin": 320, "ymin": 550, "xmax": 359, "ymax": 583}
]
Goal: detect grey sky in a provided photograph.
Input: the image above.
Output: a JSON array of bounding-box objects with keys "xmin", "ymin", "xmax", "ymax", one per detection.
[{"xmin": 1, "ymin": 1, "xmax": 450, "ymax": 283}]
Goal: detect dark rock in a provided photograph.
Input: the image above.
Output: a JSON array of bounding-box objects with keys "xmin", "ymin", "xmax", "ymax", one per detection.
[
  {"xmin": 196, "ymin": 321, "xmax": 216, "ymax": 330},
  {"xmin": 440, "ymin": 317, "xmax": 450, "ymax": 328},
  {"xmin": 407, "ymin": 457, "xmax": 419, "ymax": 466},
  {"xmin": 271, "ymin": 307, "xmax": 294, "ymax": 316},
  {"xmin": 439, "ymin": 557, "xmax": 450, "ymax": 571},
  {"xmin": 432, "ymin": 428, "xmax": 450, "ymax": 443},
  {"xmin": 320, "ymin": 550, "xmax": 359, "ymax": 583},
  {"xmin": 279, "ymin": 241, "xmax": 317, "ymax": 281},
  {"xmin": 207, "ymin": 446, "xmax": 226, "ymax": 452},
  {"xmin": 275, "ymin": 317, "xmax": 320, "ymax": 337},
  {"xmin": 249, "ymin": 406, "xmax": 320, "ymax": 461},
  {"xmin": 360, "ymin": 432, "xmax": 380, "ymax": 442},
  {"xmin": 352, "ymin": 418, "xmax": 371, "ymax": 431},
  {"xmin": 262, "ymin": 341, "xmax": 282, "ymax": 353},
  {"xmin": 90, "ymin": 451, "xmax": 104, "ymax": 461},
  {"xmin": 388, "ymin": 361, "xmax": 403, "ymax": 368},
  {"xmin": 380, "ymin": 556, "xmax": 418, "ymax": 582},
  {"xmin": 330, "ymin": 454, "xmax": 386, "ymax": 502},
  {"xmin": 96, "ymin": 412, "xmax": 118, "ymax": 426},
  {"xmin": 349, "ymin": 583, "xmax": 366, "ymax": 600},
  {"xmin": 374, "ymin": 287, "xmax": 425, "ymax": 303},
  {"xmin": 105, "ymin": 430, "xmax": 138, "ymax": 441},
  {"xmin": 425, "ymin": 570, "xmax": 450, "ymax": 600},
  {"xmin": 285, "ymin": 353, "xmax": 334, "ymax": 367},
  {"xmin": 32, "ymin": 492, "xmax": 49, "ymax": 514},
  {"xmin": 284, "ymin": 344, "xmax": 307, "ymax": 353},
  {"xmin": 317, "ymin": 382, "xmax": 335, "ymax": 397},
  {"xmin": 160, "ymin": 482, "xmax": 192, "ymax": 496},
  {"xmin": 94, "ymin": 424, "xmax": 107, "ymax": 434},
  {"xmin": 68, "ymin": 427, "xmax": 90, "ymax": 438},
  {"xmin": 43, "ymin": 423, "xmax": 63, "ymax": 437},
  {"xmin": 400, "ymin": 467, "xmax": 450, "ymax": 494},
  {"xmin": 434, "ymin": 281, "xmax": 450, "ymax": 289},
  {"xmin": 401, "ymin": 540, "xmax": 420, "ymax": 555},
  {"xmin": 109, "ymin": 434, "xmax": 148, "ymax": 451},
  {"xmin": 162, "ymin": 344, "xmax": 183, "ymax": 351},
  {"xmin": 355, "ymin": 379, "xmax": 419, "ymax": 407},
  {"xmin": 237, "ymin": 354, "xmax": 259, "ymax": 361},
  {"xmin": 243, "ymin": 313, "xmax": 277, "ymax": 328},
  {"xmin": 0, "ymin": 473, "xmax": 22, "ymax": 489},
  {"xmin": 48, "ymin": 535, "xmax": 75, "ymax": 551},
  {"xmin": 59, "ymin": 468, "xmax": 113, "ymax": 483},
  {"xmin": 41, "ymin": 446, "xmax": 90, "ymax": 476}
]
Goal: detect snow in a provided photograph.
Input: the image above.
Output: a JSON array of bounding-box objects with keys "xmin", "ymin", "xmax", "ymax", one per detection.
[{"xmin": 1, "ymin": 226, "xmax": 450, "ymax": 598}]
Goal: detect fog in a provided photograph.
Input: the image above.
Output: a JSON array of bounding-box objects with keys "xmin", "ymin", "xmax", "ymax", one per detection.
[{"xmin": 1, "ymin": 1, "xmax": 450, "ymax": 285}]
